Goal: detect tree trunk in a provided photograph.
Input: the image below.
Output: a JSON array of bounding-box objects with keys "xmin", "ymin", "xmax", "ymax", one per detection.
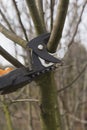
[{"xmin": 37, "ymin": 72, "xmax": 61, "ymax": 130}]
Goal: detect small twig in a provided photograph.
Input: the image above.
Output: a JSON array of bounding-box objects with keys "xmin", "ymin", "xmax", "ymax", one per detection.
[
  {"xmin": 56, "ymin": 64, "xmax": 74, "ymax": 70},
  {"xmin": 12, "ymin": 0, "xmax": 28, "ymax": 41},
  {"xmin": 0, "ymin": 45, "xmax": 24, "ymax": 68},
  {"xmin": 57, "ymin": 64, "xmax": 87, "ymax": 93},
  {"xmin": 11, "ymin": 98, "xmax": 39, "ymax": 103},
  {"xmin": 0, "ymin": 9, "xmax": 14, "ymax": 32},
  {"xmin": 67, "ymin": 113, "xmax": 87, "ymax": 124},
  {"xmin": 68, "ymin": 0, "xmax": 87, "ymax": 47}
]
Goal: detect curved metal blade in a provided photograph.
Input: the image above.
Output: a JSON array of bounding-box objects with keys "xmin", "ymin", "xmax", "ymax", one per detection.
[
  {"xmin": 27, "ymin": 33, "xmax": 50, "ymax": 47},
  {"xmin": 34, "ymin": 44, "xmax": 61, "ymax": 63},
  {"xmin": 27, "ymin": 33, "xmax": 61, "ymax": 63}
]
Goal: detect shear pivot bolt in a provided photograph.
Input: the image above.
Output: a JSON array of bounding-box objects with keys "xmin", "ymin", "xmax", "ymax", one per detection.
[
  {"xmin": 37, "ymin": 72, "xmax": 40, "ymax": 75},
  {"xmin": 38, "ymin": 44, "xmax": 43, "ymax": 50}
]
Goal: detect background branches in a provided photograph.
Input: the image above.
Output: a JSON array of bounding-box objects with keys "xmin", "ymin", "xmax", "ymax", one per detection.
[
  {"xmin": 12, "ymin": 0, "xmax": 28, "ymax": 41},
  {"xmin": 0, "ymin": 46, "xmax": 24, "ymax": 68},
  {"xmin": 0, "ymin": 23, "xmax": 27, "ymax": 48}
]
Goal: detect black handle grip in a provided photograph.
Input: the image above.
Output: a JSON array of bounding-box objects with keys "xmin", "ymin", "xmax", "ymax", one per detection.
[{"xmin": 0, "ymin": 67, "xmax": 32, "ymax": 94}]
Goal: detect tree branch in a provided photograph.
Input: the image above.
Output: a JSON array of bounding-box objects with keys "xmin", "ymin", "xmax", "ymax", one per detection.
[
  {"xmin": 0, "ymin": 9, "xmax": 14, "ymax": 32},
  {"xmin": 35, "ymin": 0, "xmax": 46, "ymax": 31},
  {"xmin": 10, "ymin": 98, "xmax": 39, "ymax": 103},
  {"xmin": 0, "ymin": 23, "xmax": 27, "ymax": 48},
  {"xmin": 50, "ymin": 0, "xmax": 55, "ymax": 30},
  {"xmin": 47, "ymin": 0, "xmax": 69, "ymax": 52},
  {"xmin": 68, "ymin": 0, "xmax": 87, "ymax": 47},
  {"xmin": 0, "ymin": 45, "xmax": 24, "ymax": 68},
  {"xmin": 57, "ymin": 63, "xmax": 87, "ymax": 93},
  {"xmin": 1, "ymin": 96, "xmax": 13, "ymax": 130},
  {"xmin": 12, "ymin": 0, "xmax": 28, "ymax": 41},
  {"xmin": 26, "ymin": 0, "xmax": 46, "ymax": 35},
  {"xmin": 67, "ymin": 113, "xmax": 87, "ymax": 124}
]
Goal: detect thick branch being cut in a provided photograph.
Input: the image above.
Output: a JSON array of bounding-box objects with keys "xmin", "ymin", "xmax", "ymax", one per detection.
[
  {"xmin": 35, "ymin": 0, "xmax": 46, "ymax": 31},
  {"xmin": 47, "ymin": 0, "xmax": 69, "ymax": 52},
  {"xmin": 26, "ymin": 0, "xmax": 46, "ymax": 35}
]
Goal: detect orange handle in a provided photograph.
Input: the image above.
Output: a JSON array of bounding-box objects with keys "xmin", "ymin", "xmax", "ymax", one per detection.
[{"xmin": 0, "ymin": 68, "xmax": 13, "ymax": 76}]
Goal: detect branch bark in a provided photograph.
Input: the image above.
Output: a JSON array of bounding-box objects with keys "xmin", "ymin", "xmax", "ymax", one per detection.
[
  {"xmin": 35, "ymin": 0, "xmax": 46, "ymax": 31},
  {"xmin": 1, "ymin": 96, "xmax": 13, "ymax": 130},
  {"xmin": 0, "ymin": 45, "xmax": 24, "ymax": 68},
  {"xmin": 37, "ymin": 72, "xmax": 61, "ymax": 130},
  {"xmin": 50, "ymin": 0, "xmax": 55, "ymax": 30},
  {"xmin": 47, "ymin": 0, "xmax": 69, "ymax": 52},
  {"xmin": 26, "ymin": 0, "xmax": 46, "ymax": 35},
  {"xmin": 0, "ymin": 23, "xmax": 27, "ymax": 48}
]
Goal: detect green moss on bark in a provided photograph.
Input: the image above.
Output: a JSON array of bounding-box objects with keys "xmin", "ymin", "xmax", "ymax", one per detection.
[{"xmin": 37, "ymin": 72, "xmax": 61, "ymax": 130}]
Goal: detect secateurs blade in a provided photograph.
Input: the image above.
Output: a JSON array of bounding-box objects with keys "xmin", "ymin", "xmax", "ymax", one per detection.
[{"xmin": 0, "ymin": 33, "xmax": 61, "ymax": 94}]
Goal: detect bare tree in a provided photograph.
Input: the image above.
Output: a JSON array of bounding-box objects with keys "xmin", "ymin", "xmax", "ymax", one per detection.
[{"xmin": 0, "ymin": 0, "xmax": 87, "ymax": 130}]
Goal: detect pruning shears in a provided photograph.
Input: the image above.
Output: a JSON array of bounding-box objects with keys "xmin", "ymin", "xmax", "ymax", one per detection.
[{"xmin": 0, "ymin": 33, "xmax": 61, "ymax": 94}]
